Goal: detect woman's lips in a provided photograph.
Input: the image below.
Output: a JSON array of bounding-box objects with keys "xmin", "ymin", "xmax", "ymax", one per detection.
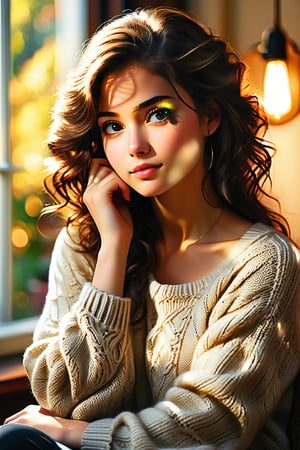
[{"xmin": 130, "ymin": 163, "xmax": 162, "ymax": 179}]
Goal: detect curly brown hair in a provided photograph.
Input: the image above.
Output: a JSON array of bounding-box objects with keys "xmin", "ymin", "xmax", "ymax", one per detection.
[{"xmin": 44, "ymin": 7, "xmax": 289, "ymax": 317}]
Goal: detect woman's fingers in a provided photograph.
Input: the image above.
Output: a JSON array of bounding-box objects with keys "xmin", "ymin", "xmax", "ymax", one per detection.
[
  {"xmin": 83, "ymin": 157, "xmax": 133, "ymax": 246},
  {"xmin": 4, "ymin": 405, "xmax": 40, "ymax": 424},
  {"xmin": 3, "ymin": 404, "xmax": 88, "ymax": 447},
  {"xmin": 87, "ymin": 158, "xmax": 111, "ymax": 184},
  {"xmin": 86, "ymin": 160, "xmax": 131, "ymax": 202},
  {"xmin": 113, "ymin": 176, "xmax": 131, "ymax": 202}
]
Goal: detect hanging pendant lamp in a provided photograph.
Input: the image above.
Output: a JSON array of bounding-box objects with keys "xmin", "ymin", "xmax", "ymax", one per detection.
[{"xmin": 243, "ymin": 0, "xmax": 300, "ymax": 124}]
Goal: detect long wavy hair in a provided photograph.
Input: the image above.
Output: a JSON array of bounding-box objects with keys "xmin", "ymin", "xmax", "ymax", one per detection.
[{"xmin": 44, "ymin": 7, "xmax": 289, "ymax": 317}]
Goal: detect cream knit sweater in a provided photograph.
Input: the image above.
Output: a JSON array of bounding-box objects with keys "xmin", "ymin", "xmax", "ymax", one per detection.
[{"xmin": 23, "ymin": 223, "xmax": 300, "ymax": 449}]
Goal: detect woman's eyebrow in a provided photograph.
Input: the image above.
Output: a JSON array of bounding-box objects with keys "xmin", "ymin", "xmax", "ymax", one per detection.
[
  {"xmin": 97, "ymin": 111, "xmax": 118, "ymax": 118},
  {"xmin": 97, "ymin": 95, "xmax": 174, "ymax": 118},
  {"xmin": 131, "ymin": 95, "xmax": 174, "ymax": 113}
]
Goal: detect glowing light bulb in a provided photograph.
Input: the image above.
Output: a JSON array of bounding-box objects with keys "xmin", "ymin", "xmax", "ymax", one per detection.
[{"xmin": 263, "ymin": 60, "xmax": 292, "ymax": 120}]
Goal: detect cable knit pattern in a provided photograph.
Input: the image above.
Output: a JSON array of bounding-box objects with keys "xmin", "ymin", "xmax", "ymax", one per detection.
[{"xmin": 23, "ymin": 223, "xmax": 300, "ymax": 449}]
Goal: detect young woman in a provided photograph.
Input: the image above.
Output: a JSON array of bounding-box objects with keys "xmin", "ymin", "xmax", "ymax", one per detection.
[{"xmin": 1, "ymin": 6, "xmax": 299, "ymax": 450}]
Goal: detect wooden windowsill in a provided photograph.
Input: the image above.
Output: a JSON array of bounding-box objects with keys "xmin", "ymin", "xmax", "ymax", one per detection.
[
  {"xmin": 0, "ymin": 316, "xmax": 38, "ymax": 357},
  {"xmin": 0, "ymin": 354, "xmax": 25, "ymax": 380},
  {"xmin": 0, "ymin": 354, "xmax": 36, "ymax": 424},
  {"xmin": 0, "ymin": 354, "xmax": 28, "ymax": 395}
]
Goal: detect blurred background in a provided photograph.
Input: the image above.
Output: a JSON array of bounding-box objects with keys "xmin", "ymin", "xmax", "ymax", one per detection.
[{"xmin": 3, "ymin": 0, "xmax": 300, "ymax": 320}]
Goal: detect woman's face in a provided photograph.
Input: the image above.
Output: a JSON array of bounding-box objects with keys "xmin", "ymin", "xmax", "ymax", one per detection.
[{"xmin": 98, "ymin": 64, "xmax": 210, "ymax": 198}]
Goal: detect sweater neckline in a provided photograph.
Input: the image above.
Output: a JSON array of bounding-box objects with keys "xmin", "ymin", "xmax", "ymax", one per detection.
[{"xmin": 149, "ymin": 222, "xmax": 274, "ymax": 296}]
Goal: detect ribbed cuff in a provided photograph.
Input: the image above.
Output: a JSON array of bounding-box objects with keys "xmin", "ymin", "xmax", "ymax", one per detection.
[
  {"xmin": 76, "ymin": 282, "xmax": 131, "ymax": 328},
  {"xmin": 81, "ymin": 418, "xmax": 114, "ymax": 449}
]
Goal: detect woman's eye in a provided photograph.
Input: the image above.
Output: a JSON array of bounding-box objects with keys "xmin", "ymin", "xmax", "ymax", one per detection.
[
  {"xmin": 146, "ymin": 107, "xmax": 173, "ymax": 124},
  {"xmin": 102, "ymin": 121, "xmax": 123, "ymax": 135}
]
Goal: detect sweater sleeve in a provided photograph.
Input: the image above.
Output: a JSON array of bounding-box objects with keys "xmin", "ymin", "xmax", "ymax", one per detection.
[
  {"xmin": 23, "ymin": 228, "xmax": 135, "ymax": 421},
  {"xmin": 82, "ymin": 231, "xmax": 300, "ymax": 449}
]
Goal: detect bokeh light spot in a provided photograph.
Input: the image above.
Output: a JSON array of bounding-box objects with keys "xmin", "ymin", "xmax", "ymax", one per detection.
[
  {"xmin": 25, "ymin": 195, "xmax": 43, "ymax": 217},
  {"xmin": 24, "ymin": 152, "xmax": 44, "ymax": 173},
  {"xmin": 12, "ymin": 226, "xmax": 29, "ymax": 248}
]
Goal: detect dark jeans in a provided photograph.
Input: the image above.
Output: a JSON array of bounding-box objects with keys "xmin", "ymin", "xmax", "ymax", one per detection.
[{"xmin": 0, "ymin": 423, "xmax": 63, "ymax": 449}]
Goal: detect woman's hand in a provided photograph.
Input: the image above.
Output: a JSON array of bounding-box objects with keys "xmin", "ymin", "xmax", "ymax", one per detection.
[
  {"xmin": 83, "ymin": 158, "xmax": 133, "ymax": 247},
  {"xmin": 4, "ymin": 404, "xmax": 88, "ymax": 449},
  {"xmin": 83, "ymin": 158, "xmax": 133, "ymax": 296}
]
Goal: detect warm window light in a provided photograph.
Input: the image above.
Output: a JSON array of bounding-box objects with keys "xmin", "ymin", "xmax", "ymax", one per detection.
[
  {"xmin": 11, "ymin": 226, "xmax": 29, "ymax": 249},
  {"xmin": 263, "ymin": 60, "xmax": 292, "ymax": 119}
]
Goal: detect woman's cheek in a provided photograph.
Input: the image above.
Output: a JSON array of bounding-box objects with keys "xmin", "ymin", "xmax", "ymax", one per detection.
[{"xmin": 103, "ymin": 141, "xmax": 127, "ymax": 179}]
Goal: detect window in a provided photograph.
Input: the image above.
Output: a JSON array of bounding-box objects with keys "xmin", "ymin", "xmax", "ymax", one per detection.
[
  {"xmin": 11, "ymin": 0, "xmax": 57, "ymax": 321},
  {"xmin": 0, "ymin": 0, "xmax": 88, "ymax": 355},
  {"xmin": 0, "ymin": 0, "xmax": 189, "ymax": 355}
]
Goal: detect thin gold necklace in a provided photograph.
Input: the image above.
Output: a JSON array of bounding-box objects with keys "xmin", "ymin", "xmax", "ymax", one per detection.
[{"xmin": 192, "ymin": 209, "xmax": 223, "ymax": 245}]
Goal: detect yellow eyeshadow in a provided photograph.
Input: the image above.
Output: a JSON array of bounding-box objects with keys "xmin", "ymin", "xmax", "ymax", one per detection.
[
  {"xmin": 155, "ymin": 101, "xmax": 177, "ymax": 124},
  {"xmin": 156, "ymin": 101, "xmax": 176, "ymax": 111}
]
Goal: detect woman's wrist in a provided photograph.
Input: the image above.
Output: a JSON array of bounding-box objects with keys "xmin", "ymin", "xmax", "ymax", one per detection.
[
  {"xmin": 100, "ymin": 233, "xmax": 132, "ymax": 254},
  {"xmin": 92, "ymin": 240, "xmax": 130, "ymax": 296},
  {"xmin": 59, "ymin": 417, "xmax": 89, "ymax": 449}
]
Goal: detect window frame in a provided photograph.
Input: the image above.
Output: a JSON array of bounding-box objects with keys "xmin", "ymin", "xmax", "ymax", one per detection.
[
  {"xmin": 0, "ymin": 0, "xmax": 13, "ymax": 324},
  {"xmin": 0, "ymin": 0, "xmax": 88, "ymax": 356},
  {"xmin": 0, "ymin": 0, "xmax": 189, "ymax": 356}
]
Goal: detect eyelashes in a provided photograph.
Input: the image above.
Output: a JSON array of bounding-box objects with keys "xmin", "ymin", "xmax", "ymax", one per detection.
[
  {"xmin": 101, "ymin": 121, "xmax": 123, "ymax": 135},
  {"xmin": 99, "ymin": 102, "xmax": 178, "ymax": 136},
  {"xmin": 146, "ymin": 102, "xmax": 178, "ymax": 125}
]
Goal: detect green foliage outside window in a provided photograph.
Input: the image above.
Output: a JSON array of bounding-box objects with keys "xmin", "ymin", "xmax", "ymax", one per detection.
[{"xmin": 10, "ymin": 0, "xmax": 56, "ymax": 319}]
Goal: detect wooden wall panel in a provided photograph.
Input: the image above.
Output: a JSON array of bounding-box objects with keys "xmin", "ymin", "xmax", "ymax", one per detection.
[{"xmin": 88, "ymin": 0, "xmax": 187, "ymax": 35}]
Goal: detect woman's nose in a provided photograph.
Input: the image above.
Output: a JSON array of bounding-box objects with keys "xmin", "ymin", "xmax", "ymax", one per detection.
[{"xmin": 128, "ymin": 125, "xmax": 151, "ymax": 157}]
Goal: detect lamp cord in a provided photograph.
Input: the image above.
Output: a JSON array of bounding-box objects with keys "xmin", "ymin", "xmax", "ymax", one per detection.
[{"xmin": 274, "ymin": 0, "xmax": 280, "ymax": 28}]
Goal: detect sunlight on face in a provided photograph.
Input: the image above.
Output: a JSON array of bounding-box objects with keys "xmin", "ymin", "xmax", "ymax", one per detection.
[
  {"xmin": 103, "ymin": 69, "xmax": 138, "ymax": 110},
  {"xmin": 98, "ymin": 65, "xmax": 208, "ymax": 198},
  {"xmin": 165, "ymin": 138, "xmax": 203, "ymax": 187}
]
